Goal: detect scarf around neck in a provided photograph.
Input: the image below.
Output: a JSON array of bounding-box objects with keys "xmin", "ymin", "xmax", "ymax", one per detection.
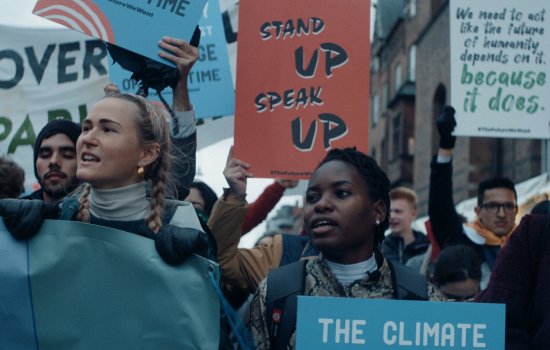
[{"xmin": 467, "ymin": 219, "xmax": 514, "ymax": 247}]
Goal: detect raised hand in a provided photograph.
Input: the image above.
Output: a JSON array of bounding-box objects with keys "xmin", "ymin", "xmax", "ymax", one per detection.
[{"xmin": 223, "ymin": 146, "xmax": 252, "ymax": 197}]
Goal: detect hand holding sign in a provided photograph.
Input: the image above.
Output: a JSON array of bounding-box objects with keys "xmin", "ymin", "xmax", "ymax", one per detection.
[{"xmin": 158, "ymin": 36, "xmax": 199, "ymax": 112}]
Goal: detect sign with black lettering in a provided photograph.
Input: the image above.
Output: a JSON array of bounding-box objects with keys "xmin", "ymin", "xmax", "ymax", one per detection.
[
  {"xmin": 450, "ymin": 0, "xmax": 550, "ymax": 138},
  {"xmin": 297, "ymin": 296, "xmax": 505, "ymax": 349},
  {"xmin": 234, "ymin": 0, "xmax": 371, "ymax": 179},
  {"xmin": 0, "ymin": 25, "xmax": 109, "ymax": 191}
]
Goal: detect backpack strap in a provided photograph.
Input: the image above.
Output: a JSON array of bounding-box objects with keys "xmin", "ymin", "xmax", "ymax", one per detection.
[
  {"xmin": 387, "ymin": 259, "xmax": 429, "ymax": 300},
  {"xmin": 266, "ymin": 259, "xmax": 308, "ymax": 350}
]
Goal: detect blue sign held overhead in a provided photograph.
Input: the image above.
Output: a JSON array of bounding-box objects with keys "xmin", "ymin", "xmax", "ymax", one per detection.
[
  {"xmin": 33, "ymin": 0, "xmax": 207, "ymax": 67},
  {"xmin": 108, "ymin": 0, "xmax": 235, "ymax": 119},
  {"xmin": 296, "ymin": 296, "xmax": 505, "ymax": 349}
]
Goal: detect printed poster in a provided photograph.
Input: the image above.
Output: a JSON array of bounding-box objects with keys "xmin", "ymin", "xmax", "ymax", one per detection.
[
  {"xmin": 296, "ymin": 296, "xmax": 505, "ymax": 349},
  {"xmin": 33, "ymin": 0, "xmax": 207, "ymax": 67},
  {"xmin": 450, "ymin": 0, "xmax": 550, "ymax": 138},
  {"xmin": 109, "ymin": 0, "xmax": 235, "ymax": 119},
  {"xmin": 234, "ymin": 0, "xmax": 371, "ymax": 179}
]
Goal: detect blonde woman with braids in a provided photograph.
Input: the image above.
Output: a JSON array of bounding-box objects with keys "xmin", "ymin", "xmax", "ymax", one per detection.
[
  {"xmin": 53, "ymin": 92, "xmax": 206, "ymax": 264},
  {"xmin": 0, "ymin": 37, "xmax": 209, "ymax": 264}
]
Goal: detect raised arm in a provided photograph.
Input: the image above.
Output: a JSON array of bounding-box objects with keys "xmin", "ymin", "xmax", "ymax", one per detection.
[
  {"xmin": 208, "ymin": 147, "xmax": 284, "ymax": 293},
  {"xmin": 158, "ymin": 37, "xmax": 199, "ymax": 199},
  {"xmin": 428, "ymin": 107, "xmax": 464, "ymax": 248}
]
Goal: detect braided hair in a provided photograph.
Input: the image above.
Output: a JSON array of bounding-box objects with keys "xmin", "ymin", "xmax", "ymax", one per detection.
[{"xmin": 76, "ymin": 93, "xmax": 175, "ymax": 233}]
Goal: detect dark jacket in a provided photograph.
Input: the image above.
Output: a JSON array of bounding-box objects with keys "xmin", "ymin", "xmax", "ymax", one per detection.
[
  {"xmin": 476, "ymin": 214, "xmax": 550, "ymax": 349},
  {"xmin": 20, "ymin": 189, "xmax": 44, "ymax": 201},
  {"xmin": 382, "ymin": 230, "xmax": 430, "ymax": 265},
  {"xmin": 429, "ymin": 156, "xmax": 498, "ymax": 268}
]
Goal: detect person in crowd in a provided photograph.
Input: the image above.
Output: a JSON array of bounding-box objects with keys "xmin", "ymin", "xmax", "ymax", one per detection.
[
  {"xmin": 186, "ymin": 180, "xmax": 219, "ymax": 222},
  {"xmin": 248, "ymin": 148, "xmax": 444, "ymax": 349},
  {"xmin": 208, "ymin": 147, "xmax": 318, "ymax": 297},
  {"xmin": 382, "ymin": 187, "xmax": 429, "ymax": 269},
  {"xmin": 476, "ymin": 212, "xmax": 550, "ymax": 349},
  {"xmin": 241, "ymin": 179, "xmax": 299, "ymax": 234},
  {"xmin": 530, "ymin": 199, "xmax": 549, "ymax": 215},
  {"xmin": 23, "ymin": 35, "xmax": 197, "ymax": 205},
  {"xmin": 0, "ymin": 156, "xmax": 25, "ymax": 199},
  {"xmin": 21, "ymin": 119, "xmax": 81, "ymax": 204},
  {"xmin": 429, "ymin": 106, "xmax": 518, "ymax": 288},
  {"xmin": 432, "ymin": 244, "xmax": 481, "ymax": 302},
  {"xmin": 1, "ymin": 38, "xmax": 208, "ymax": 256},
  {"xmin": 187, "ymin": 177, "xmax": 298, "ymax": 231}
]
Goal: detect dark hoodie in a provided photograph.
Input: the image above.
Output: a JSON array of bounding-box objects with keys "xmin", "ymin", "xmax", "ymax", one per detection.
[{"xmin": 382, "ymin": 230, "xmax": 430, "ymax": 265}]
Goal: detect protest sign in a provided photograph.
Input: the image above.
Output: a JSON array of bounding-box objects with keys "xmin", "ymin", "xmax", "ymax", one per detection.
[
  {"xmin": 109, "ymin": 0, "xmax": 235, "ymax": 119},
  {"xmin": 296, "ymin": 296, "xmax": 505, "ymax": 349},
  {"xmin": 234, "ymin": 0, "xmax": 371, "ymax": 179},
  {"xmin": 0, "ymin": 219, "xmax": 220, "ymax": 350},
  {"xmin": 32, "ymin": 0, "xmax": 206, "ymax": 67},
  {"xmin": 450, "ymin": 0, "xmax": 550, "ymax": 138},
  {"xmin": 0, "ymin": 25, "xmax": 108, "ymax": 191}
]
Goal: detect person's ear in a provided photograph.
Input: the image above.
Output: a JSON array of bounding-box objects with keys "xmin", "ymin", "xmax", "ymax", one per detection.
[
  {"xmin": 474, "ymin": 206, "xmax": 481, "ymax": 216},
  {"xmin": 139, "ymin": 143, "xmax": 160, "ymax": 168},
  {"xmin": 374, "ymin": 200, "xmax": 387, "ymax": 224}
]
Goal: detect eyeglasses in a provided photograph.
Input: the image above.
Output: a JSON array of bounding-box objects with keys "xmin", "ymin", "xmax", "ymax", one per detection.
[{"xmin": 480, "ymin": 202, "xmax": 517, "ymax": 213}]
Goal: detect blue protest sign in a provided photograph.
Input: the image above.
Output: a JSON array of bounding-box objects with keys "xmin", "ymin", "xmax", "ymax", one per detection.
[
  {"xmin": 108, "ymin": 0, "xmax": 235, "ymax": 119},
  {"xmin": 0, "ymin": 219, "xmax": 220, "ymax": 350},
  {"xmin": 296, "ymin": 296, "xmax": 504, "ymax": 349},
  {"xmin": 33, "ymin": 0, "xmax": 206, "ymax": 67}
]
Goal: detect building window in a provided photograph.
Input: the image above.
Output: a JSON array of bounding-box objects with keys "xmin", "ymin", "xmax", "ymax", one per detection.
[
  {"xmin": 407, "ymin": 137, "xmax": 415, "ymax": 155},
  {"xmin": 394, "ymin": 64, "xmax": 402, "ymax": 92},
  {"xmin": 392, "ymin": 114, "xmax": 402, "ymax": 159},
  {"xmin": 408, "ymin": 45, "xmax": 416, "ymax": 82},
  {"xmin": 381, "ymin": 81, "xmax": 388, "ymax": 113},
  {"xmin": 371, "ymin": 56, "xmax": 380, "ymax": 73},
  {"xmin": 406, "ymin": 0, "xmax": 416, "ymax": 18},
  {"xmin": 371, "ymin": 93, "xmax": 379, "ymax": 127}
]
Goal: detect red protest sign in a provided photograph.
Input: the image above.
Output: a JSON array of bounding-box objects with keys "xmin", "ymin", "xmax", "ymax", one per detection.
[{"xmin": 234, "ymin": 0, "xmax": 371, "ymax": 179}]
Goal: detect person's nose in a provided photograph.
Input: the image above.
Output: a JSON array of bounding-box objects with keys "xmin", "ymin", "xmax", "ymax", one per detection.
[
  {"xmin": 495, "ymin": 205, "xmax": 506, "ymax": 217},
  {"xmin": 79, "ymin": 128, "xmax": 98, "ymax": 147},
  {"xmin": 49, "ymin": 151, "xmax": 61, "ymax": 167},
  {"xmin": 314, "ymin": 194, "xmax": 334, "ymax": 213}
]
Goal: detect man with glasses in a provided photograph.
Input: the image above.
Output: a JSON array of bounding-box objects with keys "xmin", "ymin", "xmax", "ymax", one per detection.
[{"xmin": 428, "ymin": 107, "xmax": 518, "ymax": 289}]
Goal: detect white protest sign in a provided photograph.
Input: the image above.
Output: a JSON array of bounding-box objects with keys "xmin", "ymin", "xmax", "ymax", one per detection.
[
  {"xmin": 450, "ymin": 0, "xmax": 550, "ymax": 138},
  {"xmin": 0, "ymin": 25, "xmax": 109, "ymax": 191}
]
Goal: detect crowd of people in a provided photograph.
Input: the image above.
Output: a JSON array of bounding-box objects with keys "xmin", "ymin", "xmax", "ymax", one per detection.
[{"xmin": 0, "ymin": 36, "xmax": 549, "ymax": 350}]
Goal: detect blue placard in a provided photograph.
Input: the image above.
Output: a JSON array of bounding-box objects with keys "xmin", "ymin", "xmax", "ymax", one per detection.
[
  {"xmin": 33, "ymin": 0, "xmax": 207, "ymax": 67},
  {"xmin": 108, "ymin": 0, "xmax": 235, "ymax": 119},
  {"xmin": 296, "ymin": 296, "xmax": 505, "ymax": 349}
]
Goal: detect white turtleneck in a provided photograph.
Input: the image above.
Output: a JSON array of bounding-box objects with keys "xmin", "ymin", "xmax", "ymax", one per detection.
[
  {"xmin": 88, "ymin": 181, "xmax": 149, "ymax": 221},
  {"xmin": 325, "ymin": 255, "xmax": 378, "ymax": 287}
]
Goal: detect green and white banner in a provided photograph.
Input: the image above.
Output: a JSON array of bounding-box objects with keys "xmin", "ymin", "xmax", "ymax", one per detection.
[{"xmin": 0, "ymin": 25, "xmax": 109, "ymax": 190}]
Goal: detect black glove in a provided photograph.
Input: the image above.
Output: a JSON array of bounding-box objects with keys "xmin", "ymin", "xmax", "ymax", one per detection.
[
  {"xmin": 436, "ymin": 106, "xmax": 457, "ymax": 149},
  {"xmin": 0, "ymin": 199, "xmax": 59, "ymax": 240},
  {"xmin": 155, "ymin": 225, "xmax": 209, "ymax": 265}
]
